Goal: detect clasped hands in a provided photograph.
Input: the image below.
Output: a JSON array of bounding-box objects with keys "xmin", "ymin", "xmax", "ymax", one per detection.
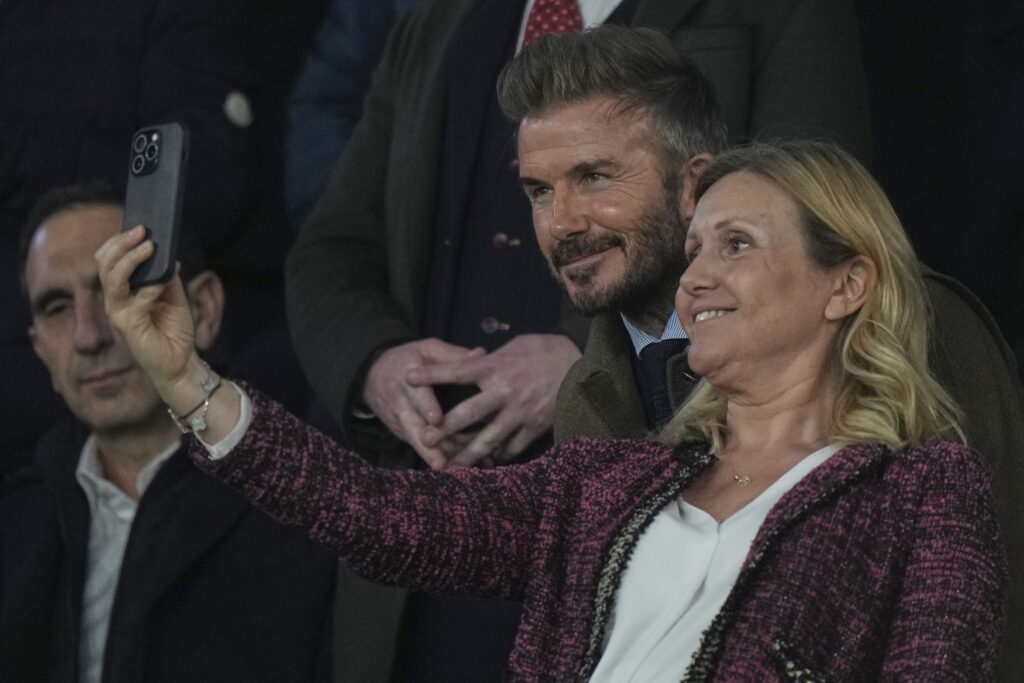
[
  {"xmin": 362, "ymin": 334, "xmax": 581, "ymax": 470},
  {"xmin": 96, "ymin": 229, "xmax": 582, "ymax": 468}
]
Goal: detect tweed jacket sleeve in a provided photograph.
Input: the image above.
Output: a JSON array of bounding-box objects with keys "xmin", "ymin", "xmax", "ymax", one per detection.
[{"xmin": 189, "ymin": 389, "xmax": 555, "ymax": 599}]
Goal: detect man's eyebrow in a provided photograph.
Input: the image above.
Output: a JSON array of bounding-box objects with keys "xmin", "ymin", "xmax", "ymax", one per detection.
[
  {"xmin": 572, "ymin": 158, "xmax": 619, "ymax": 176},
  {"xmin": 519, "ymin": 158, "xmax": 621, "ymax": 189},
  {"xmin": 30, "ymin": 287, "xmax": 70, "ymax": 316}
]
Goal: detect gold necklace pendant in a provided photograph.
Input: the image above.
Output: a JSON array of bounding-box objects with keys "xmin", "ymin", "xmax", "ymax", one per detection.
[{"xmin": 732, "ymin": 473, "xmax": 752, "ymax": 488}]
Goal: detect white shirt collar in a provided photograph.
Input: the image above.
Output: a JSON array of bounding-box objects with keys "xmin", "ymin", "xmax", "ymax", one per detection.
[
  {"xmin": 76, "ymin": 434, "xmax": 181, "ymax": 509},
  {"xmin": 619, "ymin": 310, "xmax": 688, "ymax": 357}
]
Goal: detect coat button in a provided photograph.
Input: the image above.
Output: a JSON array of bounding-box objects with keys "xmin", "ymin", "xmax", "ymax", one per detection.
[
  {"xmin": 481, "ymin": 317, "xmax": 510, "ymax": 334},
  {"xmin": 491, "ymin": 232, "xmax": 521, "ymax": 249}
]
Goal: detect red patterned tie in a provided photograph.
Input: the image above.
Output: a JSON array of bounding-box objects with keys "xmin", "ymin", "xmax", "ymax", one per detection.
[{"xmin": 522, "ymin": 0, "xmax": 583, "ymax": 47}]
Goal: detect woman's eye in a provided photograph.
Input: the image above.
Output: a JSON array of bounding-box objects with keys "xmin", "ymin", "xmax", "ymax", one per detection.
[{"xmin": 727, "ymin": 237, "xmax": 750, "ymax": 253}]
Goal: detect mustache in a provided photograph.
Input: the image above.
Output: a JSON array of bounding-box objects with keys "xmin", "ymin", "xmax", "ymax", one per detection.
[{"xmin": 549, "ymin": 235, "xmax": 624, "ymax": 269}]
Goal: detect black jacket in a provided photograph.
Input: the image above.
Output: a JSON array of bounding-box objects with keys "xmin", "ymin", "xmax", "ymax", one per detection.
[{"xmin": 0, "ymin": 421, "xmax": 336, "ymax": 682}]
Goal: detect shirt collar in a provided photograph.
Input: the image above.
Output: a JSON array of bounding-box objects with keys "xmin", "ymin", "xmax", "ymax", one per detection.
[
  {"xmin": 620, "ymin": 311, "xmax": 688, "ymax": 356},
  {"xmin": 76, "ymin": 434, "xmax": 181, "ymax": 508}
]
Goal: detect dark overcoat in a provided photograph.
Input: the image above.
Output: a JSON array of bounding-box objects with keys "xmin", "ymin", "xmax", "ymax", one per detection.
[{"xmin": 0, "ymin": 422, "xmax": 337, "ymax": 682}]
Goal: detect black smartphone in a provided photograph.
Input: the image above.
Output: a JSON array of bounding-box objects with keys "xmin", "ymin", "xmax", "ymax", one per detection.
[{"xmin": 122, "ymin": 122, "xmax": 190, "ymax": 289}]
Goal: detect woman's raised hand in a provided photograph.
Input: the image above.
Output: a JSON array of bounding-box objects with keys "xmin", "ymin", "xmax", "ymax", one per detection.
[{"xmin": 95, "ymin": 226, "xmax": 198, "ymax": 395}]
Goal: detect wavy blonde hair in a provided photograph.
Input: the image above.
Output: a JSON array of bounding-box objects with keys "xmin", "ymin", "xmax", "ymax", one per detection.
[{"xmin": 661, "ymin": 141, "xmax": 964, "ymax": 451}]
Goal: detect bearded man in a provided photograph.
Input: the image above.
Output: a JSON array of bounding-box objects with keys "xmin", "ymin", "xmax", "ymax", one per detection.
[
  {"xmin": 482, "ymin": 26, "xmax": 727, "ymax": 438},
  {"xmin": 497, "ymin": 27, "xmax": 1024, "ymax": 498}
]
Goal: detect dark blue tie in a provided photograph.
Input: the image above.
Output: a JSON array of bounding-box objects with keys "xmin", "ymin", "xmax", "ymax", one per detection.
[{"xmin": 635, "ymin": 338, "xmax": 691, "ymax": 428}]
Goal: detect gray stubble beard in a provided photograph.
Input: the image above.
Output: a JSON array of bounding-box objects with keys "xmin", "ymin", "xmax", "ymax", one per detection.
[{"xmin": 553, "ymin": 191, "xmax": 686, "ymax": 323}]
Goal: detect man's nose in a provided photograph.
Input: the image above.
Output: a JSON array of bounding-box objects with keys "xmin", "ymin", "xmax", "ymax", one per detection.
[
  {"xmin": 73, "ymin": 295, "xmax": 114, "ymax": 354},
  {"xmin": 549, "ymin": 189, "xmax": 588, "ymax": 241}
]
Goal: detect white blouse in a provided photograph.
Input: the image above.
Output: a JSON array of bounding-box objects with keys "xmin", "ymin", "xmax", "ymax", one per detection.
[{"xmin": 590, "ymin": 444, "xmax": 841, "ymax": 682}]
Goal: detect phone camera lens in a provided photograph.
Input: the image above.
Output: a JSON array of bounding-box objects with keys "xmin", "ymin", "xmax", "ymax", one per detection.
[
  {"xmin": 132, "ymin": 133, "xmax": 148, "ymax": 153},
  {"xmin": 130, "ymin": 154, "xmax": 146, "ymax": 174},
  {"xmin": 144, "ymin": 142, "xmax": 159, "ymax": 161}
]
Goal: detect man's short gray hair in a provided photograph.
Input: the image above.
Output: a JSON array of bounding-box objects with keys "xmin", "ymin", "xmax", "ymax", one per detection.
[{"xmin": 498, "ymin": 26, "xmax": 728, "ymax": 169}]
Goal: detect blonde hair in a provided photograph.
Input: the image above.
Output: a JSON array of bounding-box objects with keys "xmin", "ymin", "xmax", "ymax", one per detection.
[{"xmin": 661, "ymin": 141, "xmax": 964, "ymax": 451}]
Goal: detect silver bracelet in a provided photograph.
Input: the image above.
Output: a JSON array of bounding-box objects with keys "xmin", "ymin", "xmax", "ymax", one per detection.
[{"xmin": 167, "ymin": 363, "xmax": 223, "ymax": 434}]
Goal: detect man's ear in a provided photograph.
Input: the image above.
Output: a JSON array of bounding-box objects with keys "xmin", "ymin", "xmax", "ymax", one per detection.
[
  {"xmin": 825, "ymin": 255, "xmax": 877, "ymax": 321},
  {"xmin": 680, "ymin": 153, "xmax": 713, "ymax": 222},
  {"xmin": 184, "ymin": 271, "xmax": 224, "ymax": 352}
]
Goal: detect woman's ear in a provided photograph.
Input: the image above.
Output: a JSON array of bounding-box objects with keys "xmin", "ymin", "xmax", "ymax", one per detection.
[
  {"xmin": 184, "ymin": 271, "xmax": 225, "ymax": 352},
  {"xmin": 825, "ymin": 255, "xmax": 877, "ymax": 321},
  {"xmin": 680, "ymin": 153, "xmax": 714, "ymax": 222}
]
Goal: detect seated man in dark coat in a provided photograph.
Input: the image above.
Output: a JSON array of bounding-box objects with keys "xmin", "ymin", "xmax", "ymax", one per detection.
[{"xmin": 0, "ymin": 183, "xmax": 337, "ymax": 683}]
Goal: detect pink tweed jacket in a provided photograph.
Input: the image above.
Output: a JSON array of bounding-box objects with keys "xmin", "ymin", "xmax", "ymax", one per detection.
[{"xmin": 192, "ymin": 393, "xmax": 1006, "ymax": 681}]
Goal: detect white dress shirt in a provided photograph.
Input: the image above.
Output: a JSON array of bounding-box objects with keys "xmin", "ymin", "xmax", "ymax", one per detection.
[
  {"xmin": 75, "ymin": 436, "xmax": 179, "ymax": 683},
  {"xmin": 590, "ymin": 444, "xmax": 841, "ymax": 682}
]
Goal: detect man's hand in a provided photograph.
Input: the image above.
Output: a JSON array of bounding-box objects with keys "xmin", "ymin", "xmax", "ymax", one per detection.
[
  {"xmin": 409, "ymin": 334, "xmax": 581, "ymax": 469},
  {"xmin": 362, "ymin": 339, "xmax": 483, "ymax": 469}
]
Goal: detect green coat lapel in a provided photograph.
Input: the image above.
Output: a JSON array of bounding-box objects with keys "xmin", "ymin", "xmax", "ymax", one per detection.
[{"xmin": 556, "ymin": 313, "xmax": 648, "ymax": 441}]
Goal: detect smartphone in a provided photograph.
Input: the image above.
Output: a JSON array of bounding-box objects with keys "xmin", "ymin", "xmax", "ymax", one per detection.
[{"xmin": 122, "ymin": 122, "xmax": 190, "ymax": 289}]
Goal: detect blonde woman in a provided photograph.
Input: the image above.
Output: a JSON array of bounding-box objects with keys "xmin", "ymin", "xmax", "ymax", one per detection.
[{"xmin": 98, "ymin": 141, "xmax": 1005, "ymax": 681}]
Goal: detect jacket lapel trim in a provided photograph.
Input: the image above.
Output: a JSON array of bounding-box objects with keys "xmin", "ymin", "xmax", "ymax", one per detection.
[
  {"xmin": 682, "ymin": 443, "xmax": 890, "ymax": 681},
  {"xmin": 579, "ymin": 441, "xmax": 715, "ymax": 680}
]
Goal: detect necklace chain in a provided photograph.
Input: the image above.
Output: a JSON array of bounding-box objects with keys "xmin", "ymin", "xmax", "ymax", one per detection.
[
  {"xmin": 676, "ymin": 457, "xmax": 751, "ymax": 516},
  {"xmin": 720, "ymin": 455, "xmax": 752, "ymax": 487}
]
